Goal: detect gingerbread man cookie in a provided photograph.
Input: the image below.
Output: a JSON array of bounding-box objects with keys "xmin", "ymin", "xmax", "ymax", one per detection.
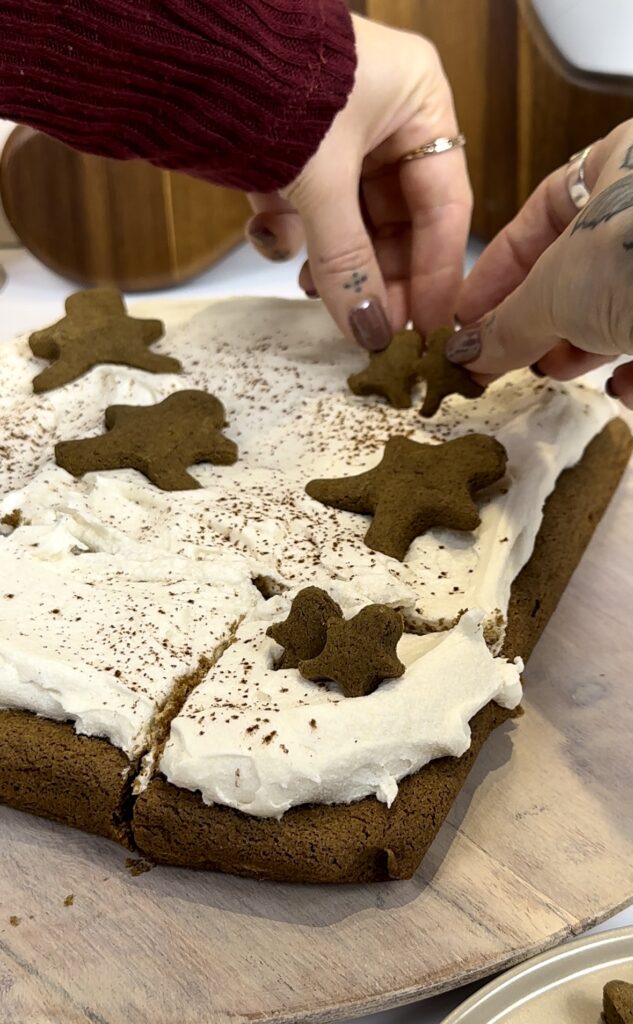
[
  {"xmin": 29, "ymin": 288, "xmax": 180, "ymax": 393},
  {"xmin": 56, "ymin": 390, "xmax": 237, "ymax": 490},
  {"xmin": 306, "ymin": 433, "xmax": 507, "ymax": 561},
  {"xmin": 267, "ymin": 587, "xmax": 343, "ymax": 670},
  {"xmin": 299, "ymin": 605, "xmax": 405, "ymax": 698},
  {"xmin": 348, "ymin": 330, "xmax": 423, "ymax": 409},
  {"xmin": 419, "ymin": 327, "xmax": 484, "ymax": 418}
]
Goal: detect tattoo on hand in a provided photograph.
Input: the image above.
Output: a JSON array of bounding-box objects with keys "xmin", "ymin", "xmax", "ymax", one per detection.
[
  {"xmin": 621, "ymin": 145, "xmax": 633, "ymax": 170},
  {"xmin": 572, "ymin": 173, "xmax": 633, "ymax": 234},
  {"xmin": 343, "ymin": 271, "xmax": 368, "ymax": 294},
  {"xmin": 624, "ymin": 240, "xmax": 633, "ymax": 251}
]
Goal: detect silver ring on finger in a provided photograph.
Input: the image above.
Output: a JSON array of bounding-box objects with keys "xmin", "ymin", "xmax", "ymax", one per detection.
[{"xmin": 566, "ymin": 145, "xmax": 593, "ymax": 210}]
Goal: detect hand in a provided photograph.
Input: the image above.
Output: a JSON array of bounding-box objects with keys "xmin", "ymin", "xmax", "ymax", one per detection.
[
  {"xmin": 447, "ymin": 119, "xmax": 633, "ymax": 408},
  {"xmin": 245, "ymin": 14, "xmax": 472, "ymax": 351}
]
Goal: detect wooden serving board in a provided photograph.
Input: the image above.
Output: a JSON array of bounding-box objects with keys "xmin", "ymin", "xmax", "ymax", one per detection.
[
  {"xmin": 0, "ymin": 128, "xmax": 250, "ymax": 292},
  {"xmin": 1, "ymin": 305, "xmax": 632, "ymax": 1023}
]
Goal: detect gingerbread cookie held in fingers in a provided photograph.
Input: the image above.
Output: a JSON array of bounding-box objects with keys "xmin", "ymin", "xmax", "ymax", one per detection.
[
  {"xmin": 348, "ymin": 329, "xmax": 424, "ymax": 409},
  {"xmin": 419, "ymin": 327, "xmax": 484, "ymax": 418}
]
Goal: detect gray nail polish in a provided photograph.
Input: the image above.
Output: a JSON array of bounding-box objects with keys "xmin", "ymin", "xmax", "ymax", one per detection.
[
  {"xmin": 445, "ymin": 327, "xmax": 482, "ymax": 365},
  {"xmin": 268, "ymin": 248, "xmax": 291, "ymax": 262},
  {"xmin": 249, "ymin": 227, "xmax": 277, "ymax": 247},
  {"xmin": 348, "ymin": 297, "xmax": 392, "ymax": 352}
]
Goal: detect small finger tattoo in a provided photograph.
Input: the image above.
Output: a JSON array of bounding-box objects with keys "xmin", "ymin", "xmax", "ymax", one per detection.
[
  {"xmin": 621, "ymin": 144, "xmax": 633, "ymax": 171},
  {"xmin": 343, "ymin": 271, "xmax": 369, "ymax": 294}
]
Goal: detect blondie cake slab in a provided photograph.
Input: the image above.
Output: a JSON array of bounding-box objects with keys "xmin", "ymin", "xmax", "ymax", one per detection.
[
  {"xmin": 0, "ymin": 296, "xmax": 629, "ymax": 883},
  {"xmin": 132, "ymin": 418, "xmax": 632, "ymax": 882}
]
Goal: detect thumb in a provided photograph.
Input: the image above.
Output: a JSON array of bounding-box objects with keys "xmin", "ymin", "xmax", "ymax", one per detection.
[
  {"xmin": 447, "ymin": 247, "xmax": 561, "ymax": 375},
  {"xmin": 246, "ymin": 192, "xmax": 305, "ymax": 263},
  {"xmin": 286, "ymin": 171, "xmax": 393, "ymax": 352}
]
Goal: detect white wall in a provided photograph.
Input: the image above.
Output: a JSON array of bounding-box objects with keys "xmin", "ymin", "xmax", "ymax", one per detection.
[{"xmin": 532, "ymin": 0, "xmax": 633, "ymax": 77}]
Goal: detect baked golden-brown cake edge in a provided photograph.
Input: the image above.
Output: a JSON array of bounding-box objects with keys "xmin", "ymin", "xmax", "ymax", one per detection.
[{"xmin": 0, "ymin": 708, "xmax": 134, "ymax": 846}]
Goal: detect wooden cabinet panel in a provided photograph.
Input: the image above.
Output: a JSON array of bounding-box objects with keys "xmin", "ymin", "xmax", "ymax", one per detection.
[
  {"xmin": 517, "ymin": 2, "xmax": 633, "ymax": 204},
  {"xmin": 364, "ymin": 0, "xmax": 519, "ymax": 237},
  {"xmin": 355, "ymin": 0, "xmax": 633, "ymax": 238}
]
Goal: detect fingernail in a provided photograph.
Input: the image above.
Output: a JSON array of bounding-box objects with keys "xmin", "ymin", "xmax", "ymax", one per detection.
[
  {"xmin": 530, "ymin": 362, "xmax": 547, "ymax": 379},
  {"xmin": 445, "ymin": 327, "xmax": 482, "ymax": 365},
  {"xmin": 249, "ymin": 227, "xmax": 277, "ymax": 247},
  {"xmin": 348, "ymin": 297, "xmax": 392, "ymax": 352},
  {"xmin": 605, "ymin": 376, "xmax": 618, "ymax": 398},
  {"xmin": 268, "ymin": 248, "xmax": 291, "ymax": 262},
  {"xmin": 304, "ymin": 288, "xmax": 319, "ymax": 299}
]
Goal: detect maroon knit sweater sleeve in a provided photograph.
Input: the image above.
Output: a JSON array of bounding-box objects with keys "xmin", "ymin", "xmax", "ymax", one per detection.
[{"xmin": 0, "ymin": 1, "xmax": 356, "ymax": 192}]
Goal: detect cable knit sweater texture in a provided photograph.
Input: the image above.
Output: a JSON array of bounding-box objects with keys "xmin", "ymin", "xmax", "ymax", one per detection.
[{"xmin": 0, "ymin": 0, "xmax": 357, "ymax": 192}]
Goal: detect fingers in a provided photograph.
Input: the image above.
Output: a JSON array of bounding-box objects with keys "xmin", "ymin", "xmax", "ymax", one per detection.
[
  {"xmin": 400, "ymin": 145, "xmax": 472, "ymax": 332},
  {"xmin": 390, "ymin": 59, "xmax": 472, "ymax": 332},
  {"xmin": 286, "ymin": 168, "xmax": 393, "ymax": 351},
  {"xmin": 245, "ymin": 192, "xmax": 305, "ymax": 263},
  {"xmin": 299, "ymin": 226, "xmax": 414, "ymax": 328},
  {"xmin": 450, "ymin": 126, "xmax": 633, "ymax": 375},
  {"xmin": 607, "ymin": 361, "xmax": 633, "ymax": 409},
  {"xmin": 457, "ymin": 147, "xmax": 603, "ymax": 326},
  {"xmin": 358, "ymin": 39, "xmax": 472, "ymax": 331},
  {"xmin": 534, "ymin": 340, "xmax": 611, "ymax": 381},
  {"xmin": 446, "ymin": 242, "xmax": 562, "ymax": 374},
  {"xmin": 298, "ymin": 260, "xmax": 318, "ymax": 298},
  {"xmin": 298, "ymin": 177, "xmax": 408, "ymax": 300},
  {"xmin": 464, "ymin": 342, "xmax": 610, "ymax": 388}
]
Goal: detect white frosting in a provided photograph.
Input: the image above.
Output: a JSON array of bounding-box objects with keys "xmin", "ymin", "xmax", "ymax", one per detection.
[
  {"xmin": 0, "ymin": 523, "xmax": 257, "ymax": 757},
  {"xmin": 161, "ymin": 603, "xmax": 522, "ymax": 818},
  {"xmin": 2, "ymin": 300, "xmax": 615, "ymax": 640},
  {"xmin": 0, "ymin": 297, "xmax": 616, "ymax": 813}
]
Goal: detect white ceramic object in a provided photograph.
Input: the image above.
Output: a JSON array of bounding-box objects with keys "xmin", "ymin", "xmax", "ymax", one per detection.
[{"xmin": 441, "ymin": 926, "xmax": 633, "ymax": 1023}]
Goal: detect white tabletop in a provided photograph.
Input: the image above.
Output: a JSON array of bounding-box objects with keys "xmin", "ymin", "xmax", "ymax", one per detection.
[
  {"xmin": 1, "ymin": 241, "xmax": 632, "ymax": 1024},
  {"xmin": 0, "ymin": 240, "xmax": 307, "ymax": 343}
]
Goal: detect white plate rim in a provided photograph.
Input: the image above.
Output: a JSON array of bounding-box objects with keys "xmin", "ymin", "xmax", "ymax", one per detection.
[{"xmin": 441, "ymin": 925, "xmax": 633, "ymax": 1023}]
